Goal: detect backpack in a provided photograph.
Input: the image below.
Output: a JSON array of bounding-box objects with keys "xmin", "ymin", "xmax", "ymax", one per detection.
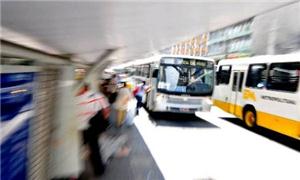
[{"xmin": 133, "ymin": 86, "xmax": 140, "ymax": 96}]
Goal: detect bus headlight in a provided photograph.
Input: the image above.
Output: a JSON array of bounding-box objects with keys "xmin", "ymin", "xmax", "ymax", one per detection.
[{"xmin": 205, "ymin": 98, "xmax": 213, "ymax": 106}]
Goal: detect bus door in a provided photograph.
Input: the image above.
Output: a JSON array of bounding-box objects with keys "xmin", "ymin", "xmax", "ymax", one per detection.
[{"xmin": 229, "ymin": 71, "xmax": 245, "ymax": 116}]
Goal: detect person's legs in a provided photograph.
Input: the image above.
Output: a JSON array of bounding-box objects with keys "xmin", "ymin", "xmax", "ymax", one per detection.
[
  {"xmin": 82, "ymin": 130, "xmax": 89, "ymax": 145},
  {"xmin": 81, "ymin": 130, "xmax": 90, "ymax": 160},
  {"xmin": 135, "ymin": 95, "xmax": 142, "ymax": 115},
  {"xmin": 88, "ymin": 134, "xmax": 105, "ymax": 176}
]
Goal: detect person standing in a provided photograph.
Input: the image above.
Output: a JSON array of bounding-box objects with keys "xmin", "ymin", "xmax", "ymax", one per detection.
[
  {"xmin": 77, "ymin": 83, "xmax": 110, "ymax": 176},
  {"xmin": 134, "ymin": 81, "xmax": 148, "ymax": 115},
  {"xmin": 112, "ymin": 82, "xmax": 132, "ymax": 127}
]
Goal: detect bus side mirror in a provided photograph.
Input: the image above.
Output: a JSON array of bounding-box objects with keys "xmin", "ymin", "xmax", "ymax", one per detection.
[{"xmin": 152, "ymin": 69, "xmax": 158, "ymax": 78}]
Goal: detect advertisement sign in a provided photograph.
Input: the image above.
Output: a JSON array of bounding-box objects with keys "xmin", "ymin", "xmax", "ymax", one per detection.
[{"xmin": 1, "ymin": 72, "xmax": 35, "ymax": 180}]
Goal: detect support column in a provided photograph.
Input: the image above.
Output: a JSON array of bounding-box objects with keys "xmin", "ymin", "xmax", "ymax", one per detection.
[{"xmin": 48, "ymin": 65, "xmax": 82, "ymax": 179}]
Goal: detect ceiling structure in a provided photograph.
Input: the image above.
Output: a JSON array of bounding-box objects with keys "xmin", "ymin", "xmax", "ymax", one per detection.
[{"xmin": 1, "ymin": 0, "xmax": 297, "ymax": 65}]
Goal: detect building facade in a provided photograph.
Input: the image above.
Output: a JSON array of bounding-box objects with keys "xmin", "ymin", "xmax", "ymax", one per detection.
[
  {"xmin": 251, "ymin": 1, "xmax": 300, "ymax": 55},
  {"xmin": 171, "ymin": 33, "xmax": 209, "ymax": 57},
  {"xmin": 167, "ymin": 1, "xmax": 300, "ymax": 61},
  {"xmin": 207, "ymin": 18, "xmax": 253, "ymax": 60}
]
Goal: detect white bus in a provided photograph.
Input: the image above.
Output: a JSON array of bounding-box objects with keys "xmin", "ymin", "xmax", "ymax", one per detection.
[
  {"xmin": 130, "ymin": 55, "xmax": 215, "ymax": 113},
  {"xmin": 213, "ymin": 53, "xmax": 300, "ymax": 140}
]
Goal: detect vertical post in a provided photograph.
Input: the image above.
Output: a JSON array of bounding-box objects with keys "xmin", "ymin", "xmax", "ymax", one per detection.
[{"xmin": 48, "ymin": 65, "xmax": 82, "ymax": 179}]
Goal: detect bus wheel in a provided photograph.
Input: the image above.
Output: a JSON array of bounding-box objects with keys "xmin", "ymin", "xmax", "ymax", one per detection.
[{"xmin": 244, "ymin": 109, "xmax": 257, "ymax": 128}]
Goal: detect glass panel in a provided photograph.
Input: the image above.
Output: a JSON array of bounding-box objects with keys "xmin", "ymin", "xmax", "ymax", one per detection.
[
  {"xmin": 267, "ymin": 62, "xmax": 300, "ymax": 92},
  {"xmin": 217, "ymin": 65, "xmax": 231, "ymax": 85},
  {"xmin": 157, "ymin": 57, "xmax": 214, "ymax": 95},
  {"xmin": 246, "ymin": 64, "xmax": 267, "ymax": 89},
  {"xmin": 239, "ymin": 72, "xmax": 244, "ymax": 92},
  {"xmin": 232, "ymin": 72, "xmax": 238, "ymax": 91}
]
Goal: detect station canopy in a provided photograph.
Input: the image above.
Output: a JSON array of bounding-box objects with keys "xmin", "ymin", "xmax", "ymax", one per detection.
[{"xmin": 1, "ymin": 0, "xmax": 295, "ymax": 65}]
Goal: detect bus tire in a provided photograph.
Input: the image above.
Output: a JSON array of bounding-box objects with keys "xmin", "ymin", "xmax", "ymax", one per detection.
[{"xmin": 243, "ymin": 107, "xmax": 257, "ymax": 128}]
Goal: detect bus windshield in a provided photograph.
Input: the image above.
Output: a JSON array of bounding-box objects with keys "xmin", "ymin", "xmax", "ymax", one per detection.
[{"xmin": 157, "ymin": 57, "xmax": 214, "ymax": 95}]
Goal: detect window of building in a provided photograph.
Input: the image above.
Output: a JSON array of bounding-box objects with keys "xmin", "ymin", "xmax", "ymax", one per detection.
[
  {"xmin": 267, "ymin": 62, "xmax": 300, "ymax": 92},
  {"xmin": 216, "ymin": 65, "xmax": 231, "ymax": 85},
  {"xmin": 246, "ymin": 64, "xmax": 267, "ymax": 89}
]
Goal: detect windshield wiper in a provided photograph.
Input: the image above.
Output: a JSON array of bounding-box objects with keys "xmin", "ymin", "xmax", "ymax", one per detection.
[
  {"xmin": 172, "ymin": 65, "xmax": 184, "ymax": 75},
  {"xmin": 188, "ymin": 71, "xmax": 213, "ymax": 86}
]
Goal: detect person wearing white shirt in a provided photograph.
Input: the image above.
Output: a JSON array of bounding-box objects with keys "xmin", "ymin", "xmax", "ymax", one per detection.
[{"xmin": 76, "ymin": 83, "xmax": 110, "ymax": 176}]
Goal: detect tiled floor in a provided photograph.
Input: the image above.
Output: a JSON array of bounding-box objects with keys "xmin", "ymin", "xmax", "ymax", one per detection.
[{"xmin": 81, "ymin": 125, "xmax": 164, "ymax": 180}]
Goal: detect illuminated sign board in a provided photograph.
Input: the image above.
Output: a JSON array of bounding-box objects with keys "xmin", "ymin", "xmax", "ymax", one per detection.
[{"xmin": 161, "ymin": 57, "xmax": 213, "ymax": 68}]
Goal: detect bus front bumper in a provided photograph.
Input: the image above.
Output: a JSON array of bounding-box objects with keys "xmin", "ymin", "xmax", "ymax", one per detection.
[{"xmin": 153, "ymin": 102, "xmax": 211, "ymax": 113}]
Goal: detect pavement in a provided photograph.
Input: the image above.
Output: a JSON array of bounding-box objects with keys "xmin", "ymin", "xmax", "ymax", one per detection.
[
  {"xmin": 135, "ymin": 107, "xmax": 300, "ymax": 180},
  {"xmin": 79, "ymin": 107, "xmax": 300, "ymax": 180},
  {"xmin": 83, "ymin": 124, "xmax": 164, "ymax": 180}
]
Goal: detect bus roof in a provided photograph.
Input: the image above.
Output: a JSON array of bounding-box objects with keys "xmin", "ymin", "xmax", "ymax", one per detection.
[
  {"xmin": 125, "ymin": 54, "xmax": 215, "ymax": 67},
  {"xmin": 158, "ymin": 54, "xmax": 215, "ymax": 62},
  {"xmin": 218, "ymin": 53, "xmax": 300, "ymax": 66}
]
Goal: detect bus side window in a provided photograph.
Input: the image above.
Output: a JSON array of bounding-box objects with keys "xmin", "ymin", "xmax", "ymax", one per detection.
[
  {"xmin": 246, "ymin": 64, "xmax": 267, "ymax": 89},
  {"xmin": 239, "ymin": 72, "xmax": 244, "ymax": 92},
  {"xmin": 232, "ymin": 72, "xmax": 238, "ymax": 91},
  {"xmin": 267, "ymin": 62, "xmax": 300, "ymax": 92},
  {"xmin": 216, "ymin": 71, "xmax": 219, "ymax": 85},
  {"xmin": 146, "ymin": 64, "xmax": 150, "ymax": 78},
  {"xmin": 216, "ymin": 65, "xmax": 231, "ymax": 85},
  {"xmin": 152, "ymin": 69, "xmax": 159, "ymax": 78},
  {"xmin": 216, "ymin": 70, "xmax": 221, "ymax": 85}
]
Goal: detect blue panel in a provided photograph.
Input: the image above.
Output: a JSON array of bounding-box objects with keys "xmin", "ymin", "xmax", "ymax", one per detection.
[
  {"xmin": 1, "ymin": 73, "xmax": 34, "ymax": 122},
  {"xmin": 0, "ymin": 73, "xmax": 34, "ymax": 88},
  {"xmin": 1, "ymin": 72, "xmax": 35, "ymax": 180}
]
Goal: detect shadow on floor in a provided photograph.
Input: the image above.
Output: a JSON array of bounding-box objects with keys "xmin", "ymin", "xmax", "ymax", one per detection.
[
  {"xmin": 80, "ymin": 125, "xmax": 165, "ymax": 180},
  {"xmin": 148, "ymin": 112, "xmax": 219, "ymax": 129},
  {"xmin": 221, "ymin": 117, "xmax": 300, "ymax": 152}
]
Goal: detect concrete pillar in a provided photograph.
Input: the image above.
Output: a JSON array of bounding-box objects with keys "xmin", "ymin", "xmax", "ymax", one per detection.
[{"xmin": 48, "ymin": 65, "xmax": 82, "ymax": 179}]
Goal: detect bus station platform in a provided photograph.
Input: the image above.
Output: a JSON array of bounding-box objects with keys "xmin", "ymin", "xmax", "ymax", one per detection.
[{"xmin": 80, "ymin": 125, "xmax": 164, "ymax": 180}]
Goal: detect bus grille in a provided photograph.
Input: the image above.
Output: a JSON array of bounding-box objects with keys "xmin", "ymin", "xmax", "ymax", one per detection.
[
  {"xmin": 167, "ymin": 97, "xmax": 201, "ymax": 104},
  {"xmin": 169, "ymin": 107, "xmax": 198, "ymax": 112}
]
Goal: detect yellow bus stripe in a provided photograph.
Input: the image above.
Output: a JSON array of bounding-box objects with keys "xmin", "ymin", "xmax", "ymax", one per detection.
[
  {"xmin": 257, "ymin": 111, "xmax": 300, "ymax": 140},
  {"xmin": 213, "ymin": 99, "xmax": 300, "ymax": 140}
]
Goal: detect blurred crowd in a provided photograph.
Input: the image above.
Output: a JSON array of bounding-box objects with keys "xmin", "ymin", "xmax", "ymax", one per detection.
[{"xmin": 76, "ymin": 74, "xmax": 148, "ymax": 177}]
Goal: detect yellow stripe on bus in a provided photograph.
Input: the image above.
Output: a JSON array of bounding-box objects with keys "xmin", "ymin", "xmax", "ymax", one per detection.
[
  {"xmin": 213, "ymin": 99, "xmax": 300, "ymax": 140},
  {"xmin": 213, "ymin": 99, "xmax": 230, "ymax": 111},
  {"xmin": 257, "ymin": 111, "xmax": 300, "ymax": 140},
  {"xmin": 213, "ymin": 99, "xmax": 243, "ymax": 119}
]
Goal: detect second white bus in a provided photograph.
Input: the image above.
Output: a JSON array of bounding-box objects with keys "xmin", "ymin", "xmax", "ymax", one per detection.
[{"xmin": 213, "ymin": 53, "xmax": 300, "ymax": 140}]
